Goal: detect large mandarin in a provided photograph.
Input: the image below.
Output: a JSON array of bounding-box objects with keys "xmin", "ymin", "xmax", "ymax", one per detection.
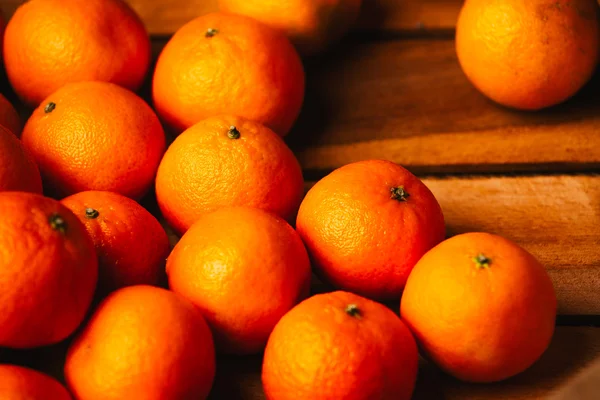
[
  {"xmin": 22, "ymin": 81, "xmax": 165, "ymax": 199},
  {"xmin": 263, "ymin": 291, "xmax": 419, "ymax": 400},
  {"xmin": 65, "ymin": 285, "xmax": 216, "ymax": 400},
  {"xmin": 456, "ymin": 0, "xmax": 599, "ymax": 110},
  {"xmin": 153, "ymin": 12, "xmax": 304, "ymax": 136},
  {"xmin": 0, "ymin": 192, "xmax": 97, "ymax": 348},
  {"xmin": 4, "ymin": 0, "xmax": 150, "ymax": 106},
  {"xmin": 297, "ymin": 160, "xmax": 445, "ymax": 301},
  {"xmin": 401, "ymin": 232, "xmax": 557, "ymax": 382}
]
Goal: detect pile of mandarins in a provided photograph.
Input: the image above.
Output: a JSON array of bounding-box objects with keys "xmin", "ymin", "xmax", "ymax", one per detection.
[{"xmin": 0, "ymin": 0, "xmax": 596, "ymax": 399}]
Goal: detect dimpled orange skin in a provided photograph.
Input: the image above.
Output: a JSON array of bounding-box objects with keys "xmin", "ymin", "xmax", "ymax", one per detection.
[
  {"xmin": 155, "ymin": 116, "xmax": 304, "ymax": 235},
  {"xmin": 0, "ymin": 192, "xmax": 98, "ymax": 349},
  {"xmin": 262, "ymin": 291, "xmax": 419, "ymax": 400},
  {"xmin": 0, "ymin": 125, "xmax": 43, "ymax": 194},
  {"xmin": 168, "ymin": 207, "xmax": 312, "ymax": 355},
  {"xmin": 61, "ymin": 191, "xmax": 170, "ymax": 294},
  {"xmin": 0, "ymin": 364, "xmax": 72, "ymax": 400},
  {"xmin": 3, "ymin": 0, "xmax": 150, "ymax": 107},
  {"xmin": 219, "ymin": 0, "xmax": 362, "ymax": 55},
  {"xmin": 0, "ymin": 93, "xmax": 22, "ymax": 136},
  {"xmin": 65, "ymin": 285, "xmax": 216, "ymax": 400},
  {"xmin": 21, "ymin": 81, "xmax": 166, "ymax": 200},
  {"xmin": 400, "ymin": 232, "xmax": 557, "ymax": 383},
  {"xmin": 456, "ymin": 0, "xmax": 599, "ymax": 110},
  {"xmin": 152, "ymin": 12, "xmax": 305, "ymax": 136},
  {"xmin": 296, "ymin": 160, "xmax": 445, "ymax": 301}
]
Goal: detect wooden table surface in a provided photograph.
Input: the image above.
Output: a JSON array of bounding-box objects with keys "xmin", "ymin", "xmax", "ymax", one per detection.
[{"xmin": 2, "ymin": 0, "xmax": 600, "ymax": 399}]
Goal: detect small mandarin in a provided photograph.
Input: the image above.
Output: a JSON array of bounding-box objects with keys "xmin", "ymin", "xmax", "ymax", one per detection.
[
  {"xmin": 168, "ymin": 207, "xmax": 311, "ymax": 354},
  {"xmin": 156, "ymin": 116, "xmax": 304, "ymax": 235}
]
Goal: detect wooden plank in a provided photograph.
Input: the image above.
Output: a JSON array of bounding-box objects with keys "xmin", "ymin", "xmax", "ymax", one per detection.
[
  {"xmin": 356, "ymin": 0, "xmax": 462, "ymax": 32},
  {"xmin": 0, "ymin": 0, "xmax": 463, "ymax": 35},
  {"xmin": 208, "ymin": 327, "xmax": 600, "ymax": 399},
  {"xmin": 305, "ymin": 175, "xmax": 600, "ymax": 315},
  {"xmin": 289, "ymin": 39, "xmax": 600, "ymax": 175}
]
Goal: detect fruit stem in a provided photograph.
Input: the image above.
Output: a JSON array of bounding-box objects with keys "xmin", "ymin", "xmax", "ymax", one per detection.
[
  {"xmin": 473, "ymin": 253, "xmax": 491, "ymax": 269},
  {"xmin": 85, "ymin": 208, "xmax": 99, "ymax": 219},
  {"xmin": 390, "ymin": 186, "xmax": 410, "ymax": 201},
  {"xmin": 345, "ymin": 304, "xmax": 362, "ymax": 318},
  {"xmin": 205, "ymin": 28, "xmax": 218, "ymax": 38},
  {"xmin": 49, "ymin": 214, "xmax": 67, "ymax": 234},
  {"xmin": 227, "ymin": 126, "xmax": 241, "ymax": 139},
  {"xmin": 44, "ymin": 102, "xmax": 56, "ymax": 113}
]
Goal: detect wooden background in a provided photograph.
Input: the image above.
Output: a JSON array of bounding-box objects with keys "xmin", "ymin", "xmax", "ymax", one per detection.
[{"xmin": 1, "ymin": 0, "xmax": 600, "ymax": 399}]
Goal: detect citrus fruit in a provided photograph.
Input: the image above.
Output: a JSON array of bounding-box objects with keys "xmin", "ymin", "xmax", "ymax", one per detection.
[
  {"xmin": 296, "ymin": 160, "xmax": 445, "ymax": 301},
  {"xmin": 0, "ymin": 364, "xmax": 71, "ymax": 400},
  {"xmin": 456, "ymin": 0, "xmax": 599, "ymax": 110},
  {"xmin": 0, "ymin": 125, "xmax": 42, "ymax": 194},
  {"xmin": 21, "ymin": 81, "xmax": 165, "ymax": 199},
  {"xmin": 153, "ymin": 12, "xmax": 304, "ymax": 136},
  {"xmin": 0, "ymin": 93, "xmax": 21, "ymax": 136},
  {"xmin": 400, "ymin": 232, "xmax": 557, "ymax": 382},
  {"xmin": 65, "ymin": 285, "xmax": 216, "ymax": 400},
  {"xmin": 155, "ymin": 115, "xmax": 304, "ymax": 235},
  {"xmin": 3, "ymin": 0, "xmax": 150, "ymax": 106},
  {"xmin": 168, "ymin": 206, "xmax": 311, "ymax": 355},
  {"xmin": 262, "ymin": 291, "xmax": 419, "ymax": 400},
  {"xmin": 0, "ymin": 192, "xmax": 97, "ymax": 348},
  {"xmin": 61, "ymin": 190, "xmax": 170, "ymax": 294},
  {"xmin": 219, "ymin": 0, "xmax": 363, "ymax": 54}
]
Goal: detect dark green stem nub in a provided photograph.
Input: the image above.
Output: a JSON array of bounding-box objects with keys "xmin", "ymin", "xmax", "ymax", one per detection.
[
  {"xmin": 345, "ymin": 304, "xmax": 362, "ymax": 318},
  {"xmin": 205, "ymin": 28, "xmax": 218, "ymax": 38},
  {"xmin": 85, "ymin": 208, "xmax": 99, "ymax": 219},
  {"xmin": 49, "ymin": 214, "xmax": 67, "ymax": 234},
  {"xmin": 227, "ymin": 126, "xmax": 241, "ymax": 139},
  {"xmin": 44, "ymin": 102, "xmax": 56, "ymax": 113},
  {"xmin": 390, "ymin": 186, "xmax": 410, "ymax": 201},
  {"xmin": 473, "ymin": 253, "xmax": 491, "ymax": 269}
]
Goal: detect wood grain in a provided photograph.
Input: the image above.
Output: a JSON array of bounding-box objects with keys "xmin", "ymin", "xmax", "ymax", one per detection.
[
  {"xmin": 304, "ymin": 175, "xmax": 600, "ymax": 315},
  {"xmin": 0, "ymin": 0, "xmax": 462, "ymax": 35},
  {"xmin": 208, "ymin": 327, "xmax": 600, "ymax": 400},
  {"xmin": 288, "ymin": 39, "xmax": 600, "ymax": 175}
]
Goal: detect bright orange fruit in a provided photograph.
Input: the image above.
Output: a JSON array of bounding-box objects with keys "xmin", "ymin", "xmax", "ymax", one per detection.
[
  {"xmin": 456, "ymin": 0, "xmax": 599, "ymax": 110},
  {"xmin": 400, "ymin": 232, "xmax": 557, "ymax": 382},
  {"xmin": 21, "ymin": 81, "xmax": 165, "ymax": 199},
  {"xmin": 0, "ymin": 124, "xmax": 42, "ymax": 194},
  {"xmin": 62, "ymin": 190, "xmax": 170, "ymax": 294},
  {"xmin": 263, "ymin": 291, "xmax": 419, "ymax": 400},
  {"xmin": 65, "ymin": 285, "xmax": 216, "ymax": 400},
  {"xmin": 168, "ymin": 207, "xmax": 311, "ymax": 355},
  {"xmin": 4, "ymin": 0, "xmax": 150, "ymax": 106},
  {"xmin": 0, "ymin": 192, "xmax": 97, "ymax": 348},
  {"xmin": 153, "ymin": 12, "xmax": 304, "ymax": 136},
  {"xmin": 219, "ymin": 0, "xmax": 363, "ymax": 54},
  {"xmin": 0, "ymin": 365, "xmax": 71, "ymax": 400},
  {"xmin": 297, "ymin": 160, "xmax": 445, "ymax": 301},
  {"xmin": 155, "ymin": 116, "xmax": 304, "ymax": 235}
]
